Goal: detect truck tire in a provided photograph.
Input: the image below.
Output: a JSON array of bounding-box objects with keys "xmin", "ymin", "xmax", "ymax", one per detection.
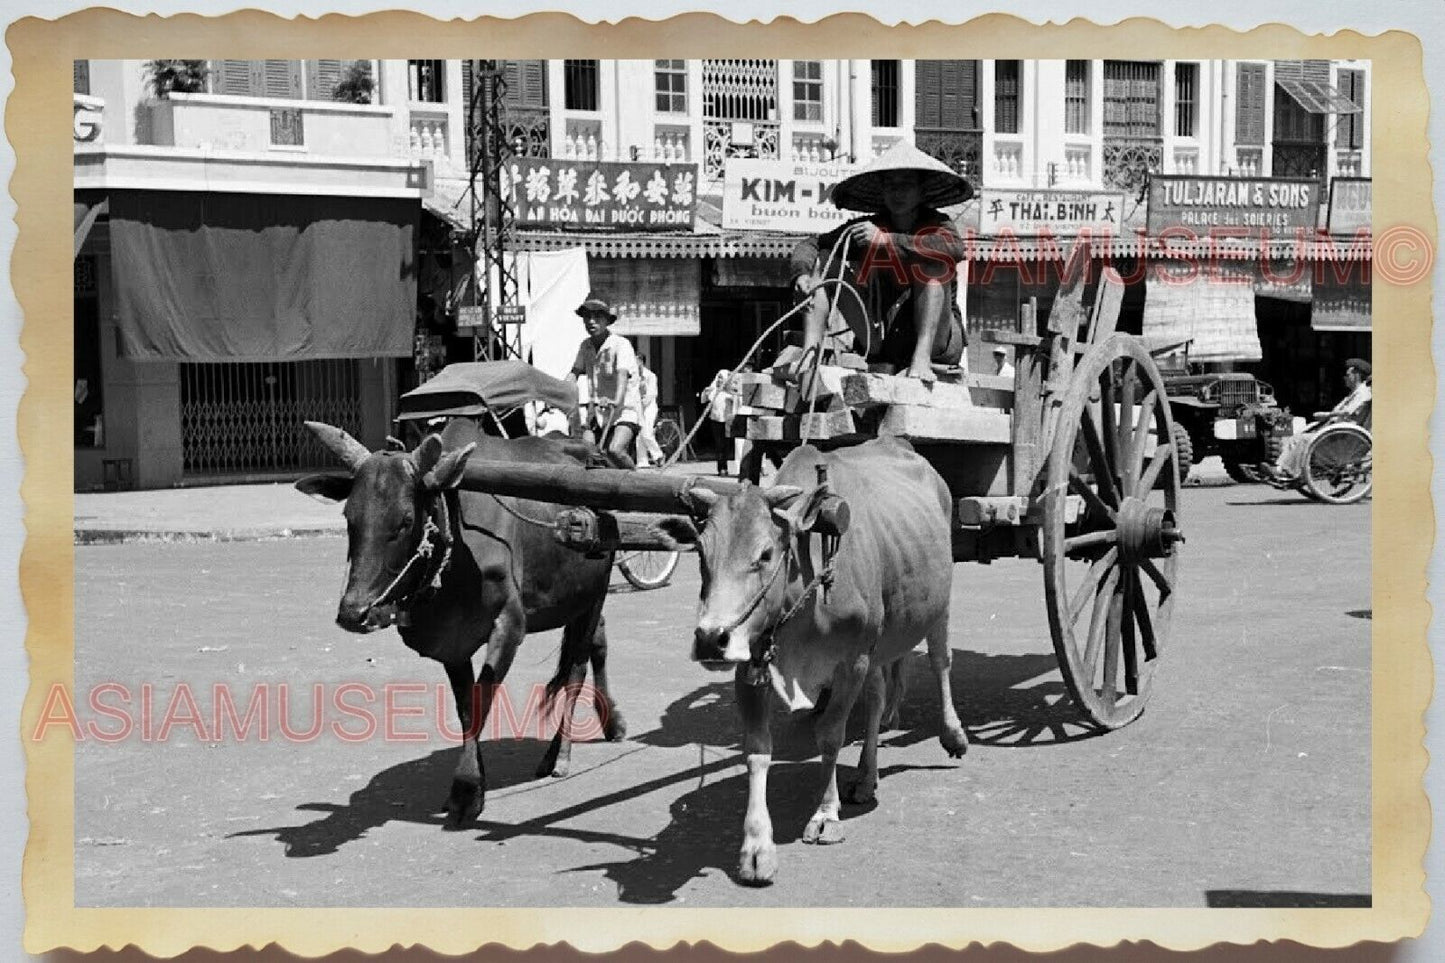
[
  {"xmin": 1222, "ymin": 456, "xmax": 1255, "ymax": 483},
  {"xmin": 1170, "ymin": 421, "xmax": 1194, "ymax": 485}
]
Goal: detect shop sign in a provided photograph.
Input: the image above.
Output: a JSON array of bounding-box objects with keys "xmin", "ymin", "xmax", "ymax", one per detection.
[
  {"xmin": 722, "ymin": 158, "xmax": 863, "ymax": 234},
  {"xmin": 1327, "ymin": 177, "xmax": 1371, "ymax": 235},
  {"xmin": 979, "ymin": 189, "xmax": 1126, "ymax": 235},
  {"xmin": 1147, "ymin": 175, "xmax": 1322, "ymax": 239},
  {"xmin": 456, "ymin": 305, "xmax": 488, "ymax": 329},
  {"xmin": 503, "ymin": 158, "xmax": 697, "ymax": 232}
]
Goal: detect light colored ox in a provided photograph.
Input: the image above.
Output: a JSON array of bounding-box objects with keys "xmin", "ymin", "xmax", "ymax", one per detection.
[{"xmin": 660, "ymin": 437, "xmax": 967, "ymax": 885}]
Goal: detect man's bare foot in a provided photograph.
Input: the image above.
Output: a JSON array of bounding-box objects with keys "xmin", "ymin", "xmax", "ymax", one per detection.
[{"xmin": 903, "ymin": 361, "xmax": 937, "ymax": 383}]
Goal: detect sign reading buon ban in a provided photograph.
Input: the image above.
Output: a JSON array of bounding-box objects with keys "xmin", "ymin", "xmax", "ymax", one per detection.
[{"xmin": 504, "ymin": 158, "xmax": 697, "ymax": 232}]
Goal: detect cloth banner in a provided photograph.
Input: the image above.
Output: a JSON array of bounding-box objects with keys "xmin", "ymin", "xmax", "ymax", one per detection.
[
  {"xmin": 516, "ymin": 247, "xmax": 591, "ymax": 382},
  {"xmin": 107, "ymin": 190, "xmax": 418, "ymax": 361},
  {"xmin": 1142, "ymin": 260, "xmax": 1262, "ymax": 363}
]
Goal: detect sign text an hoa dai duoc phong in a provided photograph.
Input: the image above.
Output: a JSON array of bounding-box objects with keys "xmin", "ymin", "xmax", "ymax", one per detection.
[
  {"xmin": 1147, "ymin": 175, "xmax": 1322, "ymax": 238},
  {"xmin": 504, "ymin": 158, "xmax": 697, "ymax": 231}
]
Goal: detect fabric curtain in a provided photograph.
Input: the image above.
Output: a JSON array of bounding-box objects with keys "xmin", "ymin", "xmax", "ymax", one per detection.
[
  {"xmin": 1142, "ymin": 259, "xmax": 1262, "ymax": 362},
  {"xmin": 107, "ymin": 190, "xmax": 418, "ymax": 361},
  {"xmin": 516, "ymin": 247, "xmax": 591, "ymax": 381}
]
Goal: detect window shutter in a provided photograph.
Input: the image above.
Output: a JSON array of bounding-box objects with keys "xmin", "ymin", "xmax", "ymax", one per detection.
[
  {"xmin": 263, "ymin": 60, "xmax": 303, "ymax": 99},
  {"xmin": 502, "ymin": 60, "xmax": 549, "ymax": 109},
  {"xmin": 959, "ymin": 60, "xmax": 978, "ymax": 129},
  {"xmin": 215, "ymin": 60, "xmax": 261, "ymax": 96},
  {"xmin": 1236, "ymin": 62, "xmax": 1265, "ymax": 146},
  {"xmin": 306, "ymin": 59, "xmax": 345, "ymax": 100},
  {"xmin": 939, "ymin": 61, "xmax": 969, "ymax": 130},
  {"xmin": 915, "ymin": 60, "xmax": 942, "ymax": 129},
  {"xmin": 1341, "ymin": 68, "xmax": 1365, "ymax": 150},
  {"xmin": 461, "ymin": 60, "xmax": 474, "ymax": 110}
]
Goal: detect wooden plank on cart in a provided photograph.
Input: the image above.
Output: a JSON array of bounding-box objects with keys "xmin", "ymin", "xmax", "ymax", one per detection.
[
  {"xmin": 800, "ymin": 409, "xmax": 857, "ymax": 439},
  {"xmin": 741, "ymin": 382, "xmax": 799, "ymax": 411},
  {"xmin": 841, "ymin": 372, "xmax": 975, "ymax": 410},
  {"xmin": 967, "ymin": 373, "xmax": 1016, "ymax": 410},
  {"xmin": 877, "ymin": 405, "xmax": 1012, "ymax": 444},
  {"xmin": 744, "ymin": 416, "xmax": 799, "ymax": 442}
]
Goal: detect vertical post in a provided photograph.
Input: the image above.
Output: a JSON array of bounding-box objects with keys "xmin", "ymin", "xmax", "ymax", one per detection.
[{"xmin": 1010, "ymin": 298, "xmax": 1044, "ymax": 496}]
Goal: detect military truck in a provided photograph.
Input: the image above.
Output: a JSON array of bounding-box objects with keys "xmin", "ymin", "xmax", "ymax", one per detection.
[{"xmin": 1150, "ymin": 340, "xmax": 1295, "ymax": 483}]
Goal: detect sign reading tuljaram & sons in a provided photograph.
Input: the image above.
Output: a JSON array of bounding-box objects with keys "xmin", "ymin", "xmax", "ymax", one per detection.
[
  {"xmin": 503, "ymin": 159, "xmax": 697, "ymax": 231},
  {"xmin": 1147, "ymin": 175, "xmax": 1323, "ymax": 238}
]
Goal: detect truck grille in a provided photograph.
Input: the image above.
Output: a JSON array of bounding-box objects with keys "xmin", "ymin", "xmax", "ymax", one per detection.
[{"xmin": 1218, "ymin": 381, "xmax": 1259, "ymax": 409}]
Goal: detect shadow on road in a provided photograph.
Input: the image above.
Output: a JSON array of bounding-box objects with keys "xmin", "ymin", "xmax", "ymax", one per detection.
[{"xmin": 229, "ymin": 739, "xmax": 555, "ymax": 857}]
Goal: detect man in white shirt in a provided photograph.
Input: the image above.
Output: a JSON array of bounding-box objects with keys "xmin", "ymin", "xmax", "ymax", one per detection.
[
  {"xmin": 992, "ymin": 345, "xmax": 1015, "ymax": 381},
  {"xmin": 636, "ymin": 352, "xmax": 665, "ymax": 467},
  {"xmin": 571, "ymin": 297, "xmax": 641, "ymax": 465},
  {"xmin": 1262, "ymin": 358, "xmax": 1372, "ymax": 479}
]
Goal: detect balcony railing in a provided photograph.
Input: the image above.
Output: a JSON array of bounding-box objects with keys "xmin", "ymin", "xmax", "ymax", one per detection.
[
  {"xmin": 916, "ymin": 128, "xmax": 982, "ymax": 189},
  {"xmin": 1272, "ymin": 141, "xmax": 1328, "ymax": 186},
  {"xmin": 702, "ymin": 118, "xmax": 779, "ymax": 179},
  {"xmin": 1235, "ymin": 146, "xmax": 1264, "ymax": 177},
  {"xmin": 1335, "ymin": 149, "xmax": 1364, "ymax": 178},
  {"xmin": 1102, "ymin": 135, "xmax": 1162, "ymax": 194}
]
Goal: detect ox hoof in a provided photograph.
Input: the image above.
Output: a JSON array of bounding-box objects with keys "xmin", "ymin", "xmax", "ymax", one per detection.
[
  {"xmin": 803, "ymin": 815, "xmax": 845, "ymax": 845},
  {"xmin": 844, "ymin": 778, "xmax": 877, "ymax": 806},
  {"xmin": 603, "ymin": 710, "xmax": 628, "ymax": 742},
  {"xmin": 737, "ymin": 841, "xmax": 777, "ymax": 886},
  {"xmin": 536, "ymin": 756, "xmax": 571, "ymax": 779},
  {"xmin": 444, "ymin": 779, "xmax": 484, "ymax": 829},
  {"xmin": 879, "ymin": 709, "xmax": 900, "ymax": 731},
  {"xmin": 940, "ymin": 725, "xmax": 969, "ymax": 758}
]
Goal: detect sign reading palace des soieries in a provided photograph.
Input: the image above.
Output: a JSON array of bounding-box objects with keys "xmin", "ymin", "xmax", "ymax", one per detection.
[
  {"xmin": 1147, "ymin": 175, "xmax": 1323, "ymax": 238},
  {"xmin": 722, "ymin": 158, "xmax": 864, "ymax": 234},
  {"xmin": 978, "ymin": 189, "xmax": 1126, "ymax": 235},
  {"xmin": 504, "ymin": 158, "xmax": 697, "ymax": 231}
]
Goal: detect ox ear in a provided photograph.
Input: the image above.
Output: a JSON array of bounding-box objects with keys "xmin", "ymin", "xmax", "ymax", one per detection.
[
  {"xmin": 413, "ymin": 434, "xmax": 444, "ymax": 475},
  {"xmin": 423, "ymin": 442, "xmax": 476, "ymax": 491},
  {"xmin": 761, "ymin": 484, "xmax": 804, "ymax": 508},
  {"xmin": 296, "ymin": 472, "xmax": 353, "ymax": 504},
  {"xmin": 684, "ymin": 485, "xmax": 719, "ymax": 516},
  {"xmin": 653, "ymin": 515, "xmax": 699, "ymax": 548}
]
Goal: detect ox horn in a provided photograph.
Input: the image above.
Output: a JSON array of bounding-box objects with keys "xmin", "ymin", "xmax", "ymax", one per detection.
[{"xmin": 304, "ymin": 421, "xmax": 372, "ymax": 473}]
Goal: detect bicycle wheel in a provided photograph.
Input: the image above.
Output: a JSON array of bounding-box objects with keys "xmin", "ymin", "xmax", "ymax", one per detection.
[
  {"xmin": 618, "ymin": 549, "xmax": 680, "ymax": 590},
  {"xmin": 1302, "ymin": 424, "xmax": 1372, "ymax": 504},
  {"xmin": 654, "ymin": 416, "xmax": 684, "ymax": 461}
]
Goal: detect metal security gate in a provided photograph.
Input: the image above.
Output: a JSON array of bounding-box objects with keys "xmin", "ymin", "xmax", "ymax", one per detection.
[{"xmin": 180, "ymin": 360, "xmax": 365, "ymax": 479}]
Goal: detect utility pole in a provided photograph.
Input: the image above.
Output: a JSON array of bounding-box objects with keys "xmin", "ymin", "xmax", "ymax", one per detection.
[{"xmin": 466, "ymin": 60, "xmax": 524, "ymax": 362}]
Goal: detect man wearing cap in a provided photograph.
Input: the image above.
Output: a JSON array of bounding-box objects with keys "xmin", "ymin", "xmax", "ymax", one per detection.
[
  {"xmin": 789, "ymin": 141, "xmax": 972, "ymax": 384},
  {"xmin": 1260, "ymin": 358, "xmax": 1372, "ymax": 480},
  {"xmin": 571, "ymin": 297, "xmax": 641, "ymax": 465},
  {"xmin": 992, "ymin": 345, "xmax": 1015, "ymax": 381}
]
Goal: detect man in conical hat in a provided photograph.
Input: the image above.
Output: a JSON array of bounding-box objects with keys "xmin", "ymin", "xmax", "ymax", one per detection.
[{"xmin": 789, "ymin": 140, "xmax": 973, "ymax": 383}]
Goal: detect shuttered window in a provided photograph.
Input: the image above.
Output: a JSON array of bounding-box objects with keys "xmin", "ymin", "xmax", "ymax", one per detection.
[
  {"xmin": 1174, "ymin": 62, "xmax": 1198, "ymax": 137},
  {"xmin": 793, "ymin": 60, "xmax": 823, "ymax": 122},
  {"xmin": 306, "ymin": 60, "xmax": 350, "ymax": 101},
  {"xmin": 501, "ymin": 60, "xmax": 550, "ymax": 109},
  {"xmin": 564, "ymin": 60, "xmax": 599, "ymax": 111},
  {"xmin": 1273, "ymin": 59, "xmax": 1331, "ymax": 84},
  {"xmin": 74, "ymin": 60, "xmax": 90, "ymax": 95},
  {"xmin": 1064, "ymin": 60, "xmax": 1090, "ymax": 134},
  {"xmin": 1273, "ymin": 81, "xmax": 1325, "ymax": 143},
  {"xmin": 1338, "ymin": 68, "xmax": 1365, "ymax": 150},
  {"xmin": 1102, "ymin": 61, "xmax": 1161, "ymax": 139},
  {"xmin": 915, "ymin": 60, "xmax": 979, "ymax": 131},
  {"xmin": 871, "ymin": 60, "xmax": 901, "ymax": 127},
  {"xmin": 210, "ymin": 60, "xmax": 308, "ymax": 99},
  {"xmin": 408, "ymin": 60, "xmax": 445, "ymax": 103},
  {"xmin": 994, "ymin": 60, "xmax": 1021, "ymax": 134},
  {"xmin": 1235, "ymin": 62, "xmax": 1266, "ymax": 145}
]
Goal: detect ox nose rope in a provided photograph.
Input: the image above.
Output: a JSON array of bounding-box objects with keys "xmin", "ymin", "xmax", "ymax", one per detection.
[{"xmin": 369, "ymin": 492, "xmax": 454, "ymax": 617}]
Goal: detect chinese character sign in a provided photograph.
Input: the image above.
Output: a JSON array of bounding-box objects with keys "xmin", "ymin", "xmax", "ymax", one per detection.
[
  {"xmin": 979, "ymin": 189, "xmax": 1126, "ymax": 235},
  {"xmin": 506, "ymin": 159, "xmax": 697, "ymax": 231}
]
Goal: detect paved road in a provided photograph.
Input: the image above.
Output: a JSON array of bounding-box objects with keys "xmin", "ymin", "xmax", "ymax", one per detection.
[{"xmin": 71, "ymin": 484, "xmax": 1370, "ymax": 908}]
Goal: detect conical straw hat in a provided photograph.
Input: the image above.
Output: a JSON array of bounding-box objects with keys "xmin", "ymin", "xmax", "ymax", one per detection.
[{"xmin": 831, "ymin": 140, "xmax": 975, "ymax": 212}]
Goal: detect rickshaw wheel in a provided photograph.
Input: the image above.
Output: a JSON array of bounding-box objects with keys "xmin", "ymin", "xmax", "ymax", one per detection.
[
  {"xmin": 1302, "ymin": 423, "xmax": 1372, "ymax": 505},
  {"xmin": 617, "ymin": 549, "xmax": 680, "ymax": 590},
  {"xmin": 1043, "ymin": 334, "xmax": 1183, "ymax": 729}
]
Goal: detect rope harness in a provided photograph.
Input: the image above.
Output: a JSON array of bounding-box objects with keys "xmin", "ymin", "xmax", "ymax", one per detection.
[{"xmin": 369, "ymin": 492, "xmax": 454, "ymax": 620}]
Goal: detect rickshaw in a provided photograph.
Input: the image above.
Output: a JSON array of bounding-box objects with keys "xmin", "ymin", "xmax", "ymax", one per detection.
[
  {"xmin": 1257, "ymin": 403, "xmax": 1373, "ymax": 505},
  {"xmin": 395, "ymin": 361, "xmax": 681, "ymax": 590}
]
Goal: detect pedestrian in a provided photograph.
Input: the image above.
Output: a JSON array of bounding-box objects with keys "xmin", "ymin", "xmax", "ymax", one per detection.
[
  {"xmin": 636, "ymin": 351, "xmax": 665, "ymax": 467},
  {"xmin": 992, "ymin": 345, "xmax": 1015, "ymax": 381},
  {"xmin": 570, "ymin": 296, "xmax": 640, "ymax": 466},
  {"xmin": 1259, "ymin": 357, "xmax": 1372, "ymax": 479},
  {"xmin": 788, "ymin": 141, "xmax": 971, "ymax": 390},
  {"xmin": 700, "ymin": 367, "xmax": 741, "ymax": 476}
]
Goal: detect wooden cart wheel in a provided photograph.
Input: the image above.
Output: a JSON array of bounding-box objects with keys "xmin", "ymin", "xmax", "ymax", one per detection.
[{"xmin": 1043, "ymin": 334, "xmax": 1184, "ymax": 729}]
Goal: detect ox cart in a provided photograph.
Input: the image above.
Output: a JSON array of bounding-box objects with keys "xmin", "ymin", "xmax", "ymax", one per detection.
[{"xmin": 439, "ymin": 242, "xmax": 1186, "ymax": 730}]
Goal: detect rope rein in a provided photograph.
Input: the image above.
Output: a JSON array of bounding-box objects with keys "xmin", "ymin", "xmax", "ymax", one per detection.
[{"xmin": 371, "ymin": 492, "xmax": 454, "ymax": 613}]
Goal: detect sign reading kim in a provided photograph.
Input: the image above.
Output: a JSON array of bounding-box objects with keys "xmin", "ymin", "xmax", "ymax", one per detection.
[
  {"xmin": 1147, "ymin": 175, "xmax": 1322, "ymax": 239},
  {"xmin": 503, "ymin": 158, "xmax": 697, "ymax": 231},
  {"xmin": 722, "ymin": 158, "xmax": 863, "ymax": 234},
  {"xmin": 979, "ymin": 189, "xmax": 1126, "ymax": 235}
]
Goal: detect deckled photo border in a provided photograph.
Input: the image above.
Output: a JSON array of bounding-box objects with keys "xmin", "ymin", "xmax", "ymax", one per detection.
[{"xmin": 14, "ymin": 10, "xmax": 1431, "ymax": 955}]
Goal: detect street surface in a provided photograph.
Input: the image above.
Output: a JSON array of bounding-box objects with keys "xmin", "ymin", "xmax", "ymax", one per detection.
[{"xmin": 71, "ymin": 484, "xmax": 1370, "ymax": 907}]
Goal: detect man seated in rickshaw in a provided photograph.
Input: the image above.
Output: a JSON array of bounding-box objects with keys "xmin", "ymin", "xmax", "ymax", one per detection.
[
  {"xmin": 1257, "ymin": 358, "xmax": 1372, "ymax": 481},
  {"xmin": 788, "ymin": 141, "xmax": 973, "ymax": 385}
]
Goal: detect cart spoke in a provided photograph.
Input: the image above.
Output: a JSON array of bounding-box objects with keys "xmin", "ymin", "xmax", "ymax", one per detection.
[
  {"xmin": 1139, "ymin": 556, "xmax": 1172, "ymax": 599},
  {"xmin": 1064, "ymin": 529, "xmax": 1117, "ymax": 555},
  {"xmin": 1100, "ymin": 365, "xmax": 1119, "ymax": 488},
  {"xmin": 1131, "ymin": 570, "xmax": 1159, "ymax": 661},
  {"xmin": 1118, "ymin": 367, "xmax": 1139, "ymax": 490},
  {"xmin": 1083, "ymin": 566, "xmax": 1120, "ymax": 679},
  {"xmin": 1079, "ymin": 410, "xmax": 1121, "ymax": 507},
  {"xmin": 1069, "ymin": 471, "xmax": 1117, "ymax": 522},
  {"xmin": 1120, "ymin": 568, "xmax": 1139, "ymax": 695},
  {"xmin": 1128, "ymin": 388, "xmax": 1159, "ymax": 485},
  {"xmin": 1138, "ymin": 444, "xmax": 1173, "ymax": 493},
  {"xmin": 1101, "ymin": 572, "xmax": 1124, "ymax": 704},
  {"xmin": 1068, "ymin": 545, "xmax": 1118, "ymax": 625}
]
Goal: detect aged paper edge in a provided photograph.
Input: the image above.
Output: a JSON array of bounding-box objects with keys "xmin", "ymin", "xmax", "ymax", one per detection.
[{"xmin": 14, "ymin": 9, "xmax": 1432, "ymax": 956}]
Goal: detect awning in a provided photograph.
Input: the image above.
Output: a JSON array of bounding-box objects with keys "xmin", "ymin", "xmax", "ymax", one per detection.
[
  {"xmin": 964, "ymin": 234, "xmax": 1372, "ymax": 261},
  {"xmin": 108, "ymin": 189, "xmax": 419, "ymax": 362},
  {"xmin": 74, "ymin": 194, "xmax": 108, "ymax": 258},
  {"xmin": 518, "ymin": 230, "xmax": 798, "ymax": 260},
  {"xmin": 1276, "ymin": 78, "xmax": 1363, "ymax": 115}
]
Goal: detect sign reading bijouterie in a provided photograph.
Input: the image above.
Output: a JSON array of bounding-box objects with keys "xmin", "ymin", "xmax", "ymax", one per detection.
[
  {"xmin": 979, "ymin": 189, "xmax": 1126, "ymax": 235},
  {"xmin": 722, "ymin": 158, "xmax": 863, "ymax": 233},
  {"xmin": 1147, "ymin": 175, "xmax": 1323, "ymax": 238},
  {"xmin": 503, "ymin": 159, "xmax": 697, "ymax": 231}
]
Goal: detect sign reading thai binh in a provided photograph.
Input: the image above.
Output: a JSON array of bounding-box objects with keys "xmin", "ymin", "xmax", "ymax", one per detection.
[
  {"xmin": 722, "ymin": 158, "xmax": 863, "ymax": 234},
  {"xmin": 1147, "ymin": 175, "xmax": 1323, "ymax": 239},
  {"xmin": 503, "ymin": 158, "xmax": 697, "ymax": 231},
  {"xmin": 978, "ymin": 189, "xmax": 1126, "ymax": 235},
  {"xmin": 1327, "ymin": 177, "xmax": 1371, "ymax": 235}
]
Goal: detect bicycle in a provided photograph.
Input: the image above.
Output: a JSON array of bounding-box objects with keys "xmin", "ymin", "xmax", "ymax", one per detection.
[{"xmin": 652, "ymin": 404, "xmax": 695, "ymax": 462}]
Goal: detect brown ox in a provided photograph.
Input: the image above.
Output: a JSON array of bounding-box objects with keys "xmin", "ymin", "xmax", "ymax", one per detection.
[
  {"xmin": 296, "ymin": 419, "xmax": 626, "ymax": 828},
  {"xmin": 661, "ymin": 437, "xmax": 966, "ymax": 885}
]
